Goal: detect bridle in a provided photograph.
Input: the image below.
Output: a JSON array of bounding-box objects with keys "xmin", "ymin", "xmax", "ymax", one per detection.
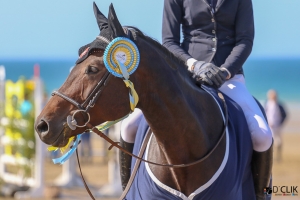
[
  {"xmin": 51, "ymin": 28, "xmax": 229, "ymax": 199},
  {"xmin": 52, "ymin": 71, "xmax": 111, "ymax": 130}
]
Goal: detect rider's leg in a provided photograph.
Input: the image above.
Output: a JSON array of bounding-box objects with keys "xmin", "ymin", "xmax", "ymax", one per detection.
[
  {"xmin": 219, "ymin": 74, "xmax": 273, "ymax": 200},
  {"xmin": 119, "ymin": 108, "xmax": 143, "ymax": 190}
]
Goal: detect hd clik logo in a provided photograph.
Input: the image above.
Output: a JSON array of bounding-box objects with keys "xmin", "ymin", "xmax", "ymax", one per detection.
[{"xmin": 264, "ymin": 186, "xmax": 298, "ymax": 196}]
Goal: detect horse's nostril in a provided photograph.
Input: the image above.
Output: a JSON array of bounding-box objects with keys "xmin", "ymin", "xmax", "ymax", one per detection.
[{"xmin": 36, "ymin": 120, "xmax": 49, "ymax": 136}]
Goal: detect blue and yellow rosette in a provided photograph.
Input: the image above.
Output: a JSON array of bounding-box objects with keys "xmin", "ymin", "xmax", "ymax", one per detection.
[{"xmin": 103, "ymin": 37, "xmax": 140, "ymax": 78}]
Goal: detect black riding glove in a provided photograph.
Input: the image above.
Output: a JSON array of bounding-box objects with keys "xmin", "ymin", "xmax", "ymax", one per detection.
[{"xmin": 192, "ymin": 61, "xmax": 227, "ymax": 88}]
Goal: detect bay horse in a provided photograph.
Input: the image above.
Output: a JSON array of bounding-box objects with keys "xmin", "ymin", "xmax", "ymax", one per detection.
[{"xmin": 35, "ymin": 3, "xmax": 257, "ymax": 199}]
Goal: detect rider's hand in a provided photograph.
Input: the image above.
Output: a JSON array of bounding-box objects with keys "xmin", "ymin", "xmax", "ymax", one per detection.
[{"xmin": 192, "ymin": 61, "xmax": 227, "ymax": 88}]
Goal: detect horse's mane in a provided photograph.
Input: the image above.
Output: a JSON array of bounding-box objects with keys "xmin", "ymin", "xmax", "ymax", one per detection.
[{"xmin": 125, "ymin": 26, "xmax": 186, "ymax": 68}]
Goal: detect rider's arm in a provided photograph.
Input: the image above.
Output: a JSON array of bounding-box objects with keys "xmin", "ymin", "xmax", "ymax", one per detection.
[
  {"xmin": 162, "ymin": 0, "xmax": 192, "ymax": 63},
  {"xmin": 220, "ymin": 0, "xmax": 254, "ymax": 77}
]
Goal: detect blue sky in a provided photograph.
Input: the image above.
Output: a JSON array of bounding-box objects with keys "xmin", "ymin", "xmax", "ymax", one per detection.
[{"xmin": 0, "ymin": 0, "xmax": 300, "ymax": 60}]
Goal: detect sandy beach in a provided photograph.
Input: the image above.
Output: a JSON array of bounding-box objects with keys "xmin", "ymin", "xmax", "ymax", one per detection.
[{"xmin": 2, "ymin": 102, "xmax": 300, "ymax": 200}]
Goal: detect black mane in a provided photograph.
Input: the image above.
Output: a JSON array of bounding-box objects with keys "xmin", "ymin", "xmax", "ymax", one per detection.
[{"xmin": 124, "ymin": 26, "xmax": 186, "ymax": 67}]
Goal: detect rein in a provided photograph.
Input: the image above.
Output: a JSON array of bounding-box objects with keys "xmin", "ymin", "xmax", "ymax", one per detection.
[{"xmin": 87, "ymin": 92, "xmax": 228, "ymax": 168}]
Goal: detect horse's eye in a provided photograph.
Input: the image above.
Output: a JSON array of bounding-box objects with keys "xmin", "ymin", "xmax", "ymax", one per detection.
[{"xmin": 85, "ymin": 66, "xmax": 99, "ymax": 74}]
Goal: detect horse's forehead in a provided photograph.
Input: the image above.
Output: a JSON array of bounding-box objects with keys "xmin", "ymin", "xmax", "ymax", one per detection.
[{"xmin": 72, "ymin": 55, "xmax": 105, "ymax": 76}]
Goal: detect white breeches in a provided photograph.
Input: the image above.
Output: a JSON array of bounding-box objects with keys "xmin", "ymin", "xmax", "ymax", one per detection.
[
  {"xmin": 120, "ymin": 108, "xmax": 143, "ymax": 143},
  {"xmin": 219, "ymin": 74, "xmax": 273, "ymax": 152},
  {"xmin": 121, "ymin": 74, "xmax": 273, "ymax": 152}
]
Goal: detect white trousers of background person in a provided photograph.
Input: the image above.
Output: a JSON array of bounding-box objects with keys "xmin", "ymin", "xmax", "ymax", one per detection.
[
  {"xmin": 121, "ymin": 74, "xmax": 273, "ymax": 152},
  {"xmin": 219, "ymin": 74, "xmax": 273, "ymax": 152}
]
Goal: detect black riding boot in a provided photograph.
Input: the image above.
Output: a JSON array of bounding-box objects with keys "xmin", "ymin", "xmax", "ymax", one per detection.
[
  {"xmin": 252, "ymin": 142, "xmax": 273, "ymax": 200},
  {"xmin": 119, "ymin": 137, "xmax": 134, "ymax": 191}
]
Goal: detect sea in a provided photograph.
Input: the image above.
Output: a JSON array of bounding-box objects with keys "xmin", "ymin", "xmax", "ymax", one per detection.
[
  {"xmin": 1, "ymin": 57, "xmax": 300, "ymax": 103},
  {"xmin": 1, "ymin": 57, "xmax": 300, "ymax": 136}
]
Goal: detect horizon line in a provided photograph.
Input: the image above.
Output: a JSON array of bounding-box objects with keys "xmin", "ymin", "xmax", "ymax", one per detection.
[{"xmin": 1, "ymin": 55, "xmax": 300, "ymax": 62}]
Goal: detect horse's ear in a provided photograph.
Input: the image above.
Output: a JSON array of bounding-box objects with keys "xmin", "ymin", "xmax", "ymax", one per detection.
[
  {"xmin": 93, "ymin": 2, "xmax": 108, "ymax": 31},
  {"xmin": 108, "ymin": 3, "xmax": 126, "ymax": 38}
]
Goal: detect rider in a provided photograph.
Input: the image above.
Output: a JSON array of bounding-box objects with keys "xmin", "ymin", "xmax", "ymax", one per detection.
[{"xmin": 120, "ymin": 0, "xmax": 273, "ymax": 199}]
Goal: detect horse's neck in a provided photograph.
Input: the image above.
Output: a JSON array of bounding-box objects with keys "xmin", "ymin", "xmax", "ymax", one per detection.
[
  {"xmin": 129, "ymin": 37, "xmax": 226, "ymax": 195},
  {"xmin": 132, "ymin": 45, "xmax": 224, "ymax": 162}
]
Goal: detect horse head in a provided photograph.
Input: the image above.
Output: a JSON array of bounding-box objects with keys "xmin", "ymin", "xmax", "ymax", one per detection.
[{"xmin": 35, "ymin": 3, "xmax": 138, "ymax": 147}]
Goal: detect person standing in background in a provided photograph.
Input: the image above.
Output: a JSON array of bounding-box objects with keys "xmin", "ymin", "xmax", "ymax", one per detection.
[{"xmin": 264, "ymin": 89, "xmax": 287, "ymax": 162}]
